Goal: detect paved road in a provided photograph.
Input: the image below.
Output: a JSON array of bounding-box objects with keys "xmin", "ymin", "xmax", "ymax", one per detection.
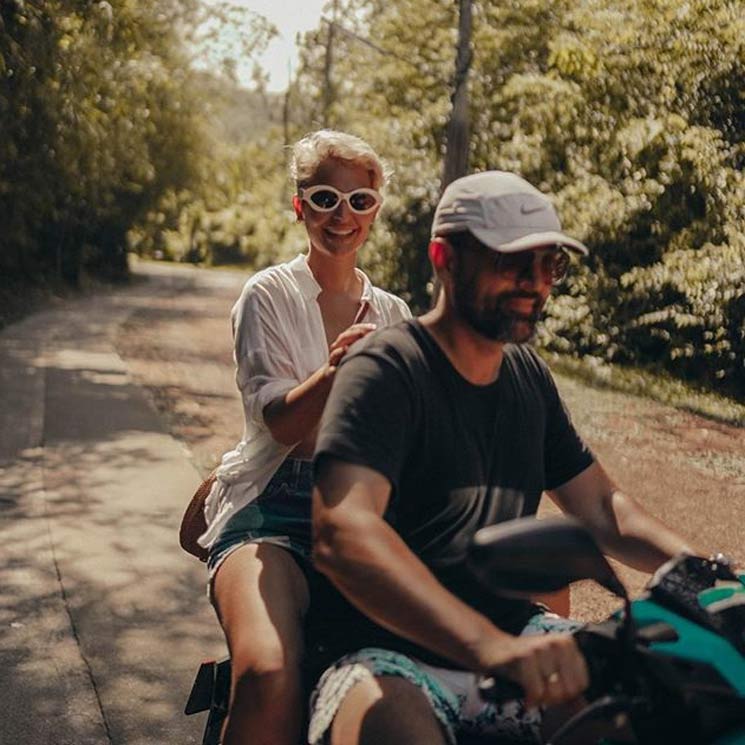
[
  {"xmin": 115, "ymin": 260, "xmax": 745, "ymax": 621},
  {"xmin": 2, "ymin": 260, "xmax": 744, "ymax": 743},
  {"xmin": 0, "ymin": 264, "xmax": 237, "ymax": 744}
]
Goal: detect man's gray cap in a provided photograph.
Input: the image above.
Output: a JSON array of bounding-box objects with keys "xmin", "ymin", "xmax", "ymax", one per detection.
[{"xmin": 431, "ymin": 171, "xmax": 588, "ymax": 255}]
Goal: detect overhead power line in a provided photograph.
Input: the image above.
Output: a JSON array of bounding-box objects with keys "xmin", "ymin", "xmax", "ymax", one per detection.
[{"xmin": 321, "ymin": 17, "xmax": 436, "ymax": 77}]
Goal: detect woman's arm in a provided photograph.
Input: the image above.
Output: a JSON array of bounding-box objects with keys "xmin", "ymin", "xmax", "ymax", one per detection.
[{"xmin": 263, "ymin": 323, "xmax": 376, "ymax": 446}]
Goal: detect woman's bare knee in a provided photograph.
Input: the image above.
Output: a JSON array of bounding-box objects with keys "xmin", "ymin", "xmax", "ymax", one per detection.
[
  {"xmin": 330, "ymin": 676, "xmax": 446, "ymax": 745},
  {"xmin": 212, "ymin": 543, "xmax": 309, "ymax": 745},
  {"xmin": 230, "ymin": 633, "xmax": 301, "ymax": 679},
  {"xmin": 231, "ymin": 664, "xmax": 303, "ymax": 718}
]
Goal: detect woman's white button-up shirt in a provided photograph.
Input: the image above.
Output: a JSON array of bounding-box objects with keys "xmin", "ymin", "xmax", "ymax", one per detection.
[{"xmin": 199, "ymin": 253, "xmax": 411, "ymax": 549}]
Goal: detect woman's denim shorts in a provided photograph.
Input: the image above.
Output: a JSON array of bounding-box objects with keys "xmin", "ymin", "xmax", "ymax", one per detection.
[{"xmin": 206, "ymin": 457, "xmax": 314, "ymax": 586}]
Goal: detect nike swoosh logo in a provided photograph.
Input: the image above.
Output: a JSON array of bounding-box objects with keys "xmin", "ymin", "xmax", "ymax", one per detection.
[{"xmin": 520, "ymin": 204, "xmax": 546, "ymax": 215}]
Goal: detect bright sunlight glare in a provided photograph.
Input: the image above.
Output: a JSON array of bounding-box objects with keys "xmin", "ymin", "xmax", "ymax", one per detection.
[{"xmin": 211, "ymin": 0, "xmax": 328, "ymax": 92}]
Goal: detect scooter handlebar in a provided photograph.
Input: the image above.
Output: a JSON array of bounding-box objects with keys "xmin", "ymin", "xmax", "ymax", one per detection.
[{"xmin": 477, "ymin": 627, "xmax": 606, "ymax": 705}]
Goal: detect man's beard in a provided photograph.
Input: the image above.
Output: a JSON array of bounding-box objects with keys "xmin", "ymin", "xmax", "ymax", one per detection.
[{"xmin": 452, "ymin": 263, "xmax": 544, "ymax": 343}]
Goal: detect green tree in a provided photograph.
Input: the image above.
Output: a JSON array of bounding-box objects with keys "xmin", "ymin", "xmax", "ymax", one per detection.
[
  {"xmin": 0, "ymin": 0, "xmax": 275, "ymax": 287},
  {"xmin": 286, "ymin": 0, "xmax": 745, "ymax": 396}
]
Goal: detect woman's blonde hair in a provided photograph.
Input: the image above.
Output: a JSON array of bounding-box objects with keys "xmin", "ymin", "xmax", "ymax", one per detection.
[{"xmin": 290, "ymin": 129, "xmax": 390, "ymax": 190}]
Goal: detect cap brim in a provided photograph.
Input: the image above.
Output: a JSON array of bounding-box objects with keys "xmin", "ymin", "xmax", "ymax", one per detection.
[{"xmin": 470, "ymin": 228, "xmax": 589, "ymax": 256}]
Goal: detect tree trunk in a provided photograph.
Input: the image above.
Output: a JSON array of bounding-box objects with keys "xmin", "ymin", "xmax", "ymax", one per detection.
[{"xmin": 322, "ymin": 0, "xmax": 340, "ymax": 127}]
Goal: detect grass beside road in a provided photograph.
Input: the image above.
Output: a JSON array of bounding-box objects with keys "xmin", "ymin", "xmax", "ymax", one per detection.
[{"xmin": 545, "ymin": 352, "xmax": 745, "ymax": 428}]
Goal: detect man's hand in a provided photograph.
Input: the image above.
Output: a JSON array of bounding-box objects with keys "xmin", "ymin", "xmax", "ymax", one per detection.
[
  {"xmin": 328, "ymin": 323, "xmax": 377, "ymax": 367},
  {"xmin": 480, "ymin": 633, "xmax": 589, "ymax": 707},
  {"xmin": 314, "ymin": 460, "xmax": 589, "ymax": 708}
]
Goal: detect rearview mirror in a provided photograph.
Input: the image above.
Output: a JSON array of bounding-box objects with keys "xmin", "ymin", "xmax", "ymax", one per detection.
[{"xmin": 467, "ymin": 517, "xmax": 627, "ymax": 599}]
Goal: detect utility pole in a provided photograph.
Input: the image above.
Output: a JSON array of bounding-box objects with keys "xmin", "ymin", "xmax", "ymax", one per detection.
[
  {"xmin": 442, "ymin": 0, "xmax": 473, "ymax": 189},
  {"xmin": 322, "ymin": 0, "xmax": 340, "ymax": 127},
  {"xmin": 432, "ymin": 0, "xmax": 473, "ymax": 308}
]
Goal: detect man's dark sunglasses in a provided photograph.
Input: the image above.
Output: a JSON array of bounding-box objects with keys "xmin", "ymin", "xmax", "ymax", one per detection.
[
  {"xmin": 495, "ymin": 248, "xmax": 570, "ymax": 284},
  {"xmin": 447, "ymin": 232, "xmax": 571, "ymax": 284}
]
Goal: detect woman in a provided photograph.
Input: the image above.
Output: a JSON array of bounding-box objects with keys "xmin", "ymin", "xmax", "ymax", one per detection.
[{"xmin": 198, "ymin": 130, "xmax": 411, "ymax": 745}]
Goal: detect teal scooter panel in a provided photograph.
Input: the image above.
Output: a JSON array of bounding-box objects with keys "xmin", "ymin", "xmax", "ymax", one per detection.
[
  {"xmin": 709, "ymin": 729, "xmax": 745, "ymax": 745},
  {"xmin": 628, "ymin": 596, "xmax": 745, "ymax": 695}
]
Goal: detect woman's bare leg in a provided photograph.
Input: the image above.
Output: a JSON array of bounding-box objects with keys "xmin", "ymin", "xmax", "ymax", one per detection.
[{"xmin": 213, "ymin": 542, "xmax": 309, "ymax": 745}]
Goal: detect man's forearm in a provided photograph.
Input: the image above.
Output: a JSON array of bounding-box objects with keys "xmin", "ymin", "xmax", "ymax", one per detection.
[
  {"xmin": 551, "ymin": 462, "xmax": 698, "ymax": 574},
  {"xmin": 594, "ymin": 490, "xmax": 698, "ymax": 573},
  {"xmin": 313, "ymin": 505, "xmax": 507, "ymax": 671}
]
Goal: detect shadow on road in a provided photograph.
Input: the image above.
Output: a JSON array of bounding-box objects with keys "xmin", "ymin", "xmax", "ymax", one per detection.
[{"xmin": 0, "ymin": 278, "xmax": 227, "ymax": 744}]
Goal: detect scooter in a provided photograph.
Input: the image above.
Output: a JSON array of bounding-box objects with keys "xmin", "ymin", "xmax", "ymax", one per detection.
[
  {"xmin": 185, "ymin": 517, "xmax": 745, "ymax": 744},
  {"xmin": 468, "ymin": 516, "xmax": 745, "ymax": 744},
  {"xmin": 184, "ymin": 655, "xmax": 230, "ymax": 745}
]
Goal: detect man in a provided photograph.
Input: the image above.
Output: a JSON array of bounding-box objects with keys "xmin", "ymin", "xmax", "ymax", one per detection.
[{"xmin": 308, "ymin": 171, "xmax": 696, "ymax": 745}]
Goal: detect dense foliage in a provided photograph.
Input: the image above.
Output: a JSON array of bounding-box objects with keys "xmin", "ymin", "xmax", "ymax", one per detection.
[
  {"xmin": 287, "ymin": 0, "xmax": 745, "ymax": 397},
  {"xmin": 0, "ymin": 0, "xmax": 274, "ymax": 285},
  {"xmin": 3, "ymin": 0, "xmax": 743, "ymax": 398}
]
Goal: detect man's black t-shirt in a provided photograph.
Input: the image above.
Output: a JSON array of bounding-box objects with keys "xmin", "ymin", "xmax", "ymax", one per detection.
[{"xmin": 312, "ymin": 319, "xmax": 594, "ymax": 664}]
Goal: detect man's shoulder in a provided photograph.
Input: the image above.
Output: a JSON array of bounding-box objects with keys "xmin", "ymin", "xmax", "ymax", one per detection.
[
  {"xmin": 502, "ymin": 344, "xmax": 560, "ymax": 397},
  {"xmin": 353, "ymin": 318, "xmax": 422, "ymax": 357},
  {"xmin": 504, "ymin": 343, "xmax": 549, "ymax": 374},
  {"xmin": 341, "ymin": 320, "xmax": 430, "ymax": 381}
]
